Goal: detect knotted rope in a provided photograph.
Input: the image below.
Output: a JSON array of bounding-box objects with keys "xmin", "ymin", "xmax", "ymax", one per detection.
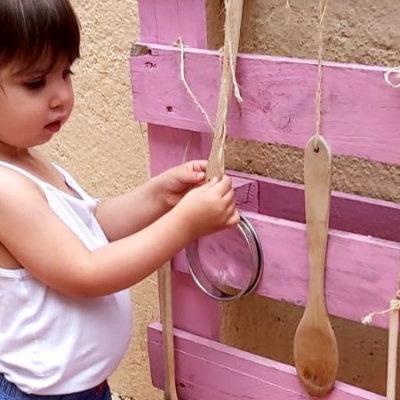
[{"xmin": 177, "ymin": 0, "xmax": 244, "ymax": 180}]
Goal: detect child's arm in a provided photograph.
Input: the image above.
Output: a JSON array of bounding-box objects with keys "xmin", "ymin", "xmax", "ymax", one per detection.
[
  {"xmin": 0, "ymin": 168, "xmax": 238, "ymax": 298},
  {"xmin": 95, "ymin": 160, "xmax": 207, "ymax": 241}
]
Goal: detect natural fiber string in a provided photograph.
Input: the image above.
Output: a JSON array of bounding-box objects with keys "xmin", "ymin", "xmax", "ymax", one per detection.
[
  {"xmin": 361, "ymin": 291, "xmax": 400, "ymax": 325},
  {"xmin": 176, "ymin": 37, "xmax": 214, "ymax": 132},
  {"xmin": 381, "ymin": 59, "xmax": 400, "ymax": 400},
  {"xmin": 176, "ymin": 7, "xmax": 243, "ymax": 132},
  {"xmin": 225, "ymin": 0, "xmax": 243, "ymax": 103},
  {"xmin": 206, "ymin": 0, "xmax": 244, "ymax": 180},
  {"xmin": 313, "ymin": 0, "xmax": 329, "ymax": 151},
  {"xmin": 365, "ymin": 12, "xmax": 400, "ymax": 400},
  {"xmin": 138, "ymin": 122, "xmax": 150, "ymax": 176},
  {"xmin": 177, "ymin": 0, "xmax": 243, "ymax": 181},
  {"xmin": 285, "ymin": 0, "xmax": 292, "ymax": 24},
  {"xmin": 138, "ymin": 122, "xmax": 179, "ymax": 400},
  {"xmin": 383, "ymin": 61, "xmax": 400, "ymax": 400},
  {"xmin": 362, "ymin": 291, "xmax": 400, "ymax": 400},
  {"xmin": 385, "ymin": 66, "xmax": 400, "ymax": 88}
]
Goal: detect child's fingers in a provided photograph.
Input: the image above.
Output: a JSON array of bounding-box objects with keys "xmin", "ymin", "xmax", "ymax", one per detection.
[
  {"xmin": 226, "ymin": 209, "xmax": 240, "ymax": 226},
  {"xmin": 188, "ymin": 160, "xmax": 207, "ymax": 172},
  {"xmin": 178, "ymin": 169, "xmax": 206, "ymax": 185},
  {"xmin": 211, "ymin": 175, "xmax": 232, "ymax": 194}
]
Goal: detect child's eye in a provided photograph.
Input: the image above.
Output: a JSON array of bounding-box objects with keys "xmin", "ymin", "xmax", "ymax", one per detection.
[
  {"xmin": 24, "ymin": 78, "xmax": 46, "ymax": 90},
  {"xmin": 63, "ymin": 68, "xmax": 74, "ymax": 79}
]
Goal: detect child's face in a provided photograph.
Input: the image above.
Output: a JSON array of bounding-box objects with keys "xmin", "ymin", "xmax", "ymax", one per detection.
[{"xmin": 0, "ymin": 58, "xmax": 74, "ymax": 150}]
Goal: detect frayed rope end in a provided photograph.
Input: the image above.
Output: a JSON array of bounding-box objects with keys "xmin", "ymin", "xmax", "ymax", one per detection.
[{"xmin": 361, "ymin": 299, "xmax": 400, "ymax": 326}]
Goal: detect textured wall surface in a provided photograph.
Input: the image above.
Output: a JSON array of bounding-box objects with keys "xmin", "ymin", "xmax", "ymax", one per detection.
[
  {"xmin": 41, "ymin": 1, "xmax": 162, "ymax": 399},
  {"xmin": 40, "ymin": 0, "xmax": 400, "ymax": 398},
  {"xmin": 207, "ymin": 0, "xmax": 400, "ymax": 396}
]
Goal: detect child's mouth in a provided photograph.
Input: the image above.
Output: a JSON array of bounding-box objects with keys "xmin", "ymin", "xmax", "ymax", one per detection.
[{"xmin": 45, "ymin": 120, "xmax": 62, "ymax": 133}]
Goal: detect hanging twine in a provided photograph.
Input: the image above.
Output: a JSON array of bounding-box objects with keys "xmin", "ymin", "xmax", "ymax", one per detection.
[
  {"xmin": 361, "ymin": 291, "xmax": 400, "ymax": 325},
  {"xmin": 285, "ymin": 0, "xmax": 292, "ymax": 24},
  {"xmin": 177, "ymin": 0, "xmax": 244, "ymax": 181},
  {"xmin": 365, "ymin": 10, "xmax": 400, "ymax": 400},
  {"xmin": 362, "ymin": 291, "xmax": 400, "ymax": 400},
  {"xmin": 176, "ymin": 37, "xmax": 214, "ymax": 133},
  {"xmin": 384, "ymin": 66, "xmax": 400, "ymax": 88},
  {"xmin": 313, "ymin": 0, "xmax": 329, "ymax": 151},
  {"xmin": 380, "ymin": 52, "xmax": 400, "ymax": 400}
]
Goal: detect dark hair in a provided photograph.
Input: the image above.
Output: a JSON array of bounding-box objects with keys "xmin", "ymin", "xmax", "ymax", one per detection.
[{"xmin": 0, "ymin": 0, "xmax": 80, "ymax": 73}]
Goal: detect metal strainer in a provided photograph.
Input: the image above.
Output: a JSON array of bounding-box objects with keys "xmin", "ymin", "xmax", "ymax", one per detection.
[{"xmin": 185, "ymin": 215, "xmax": 263, "ymax": 301}]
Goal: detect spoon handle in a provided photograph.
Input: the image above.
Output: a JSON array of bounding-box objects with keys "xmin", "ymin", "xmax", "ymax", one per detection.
[
  {"xmin": 304, "ymin": 135, "xmax": 332, "ymax": 305},
  {"xmin": 158, "ymin": 265, "xmax": 179, "ymax": 400},
  {"xmin": 205, "ymin": 0, "xmax": 244, "ymax": 182}
]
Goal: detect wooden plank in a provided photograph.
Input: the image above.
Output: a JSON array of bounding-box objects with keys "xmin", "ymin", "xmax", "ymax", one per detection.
[
  {"xmin": 230, "ymin": 170, "xmax": 400, "ymax": 242},
  {"xmin": 146, "ymin": 128, "xmax": 400, "ymax": 328},
  {"xmin": 130, "ymin": 44, "xmax": 400, "ymax": 165},
  {"xmin": 148, "ymin": 323, "xmax": 384, "ymax": 400},
  {"xmin": 146, "ymin": 126, "xmax": 400, "ymax": 242},
  {"xmin": 148, "ymin": 125, "xmax": 222, "ymax": 339},
  {"xmin": 173, "ymin": 210, "xmax": 400, "ymax": 330},
  {"xmin": 147, "ymin": 126, "xmax": 209, "ymax": 175},
  {"xmin": 137, "ymin": 0, "xmax": 218, "ymax": 340},
  {"xmin": 137, "ymin": 0, "xmax": 207, "ymax": 47},
  {"xmin": 170, "ymin": 271, "xmax": 221, "ymax": 339}
]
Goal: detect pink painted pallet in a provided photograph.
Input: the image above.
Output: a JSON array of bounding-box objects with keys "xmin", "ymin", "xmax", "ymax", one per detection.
[{"xmin": 130, "ymin": 1, "xmax": 400, "ymax": 399}]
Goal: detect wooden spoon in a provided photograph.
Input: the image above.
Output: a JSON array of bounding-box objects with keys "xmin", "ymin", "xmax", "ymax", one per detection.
[
  {"xmin": 293, "ymin": 135, "xmax": 339, "ymax": 397},
  {"xmin": 158, "ymin": 264, "xmax": 179, "ymax": 400}
]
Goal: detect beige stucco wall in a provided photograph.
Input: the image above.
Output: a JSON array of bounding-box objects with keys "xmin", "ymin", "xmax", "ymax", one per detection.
[
  {"xmin": 208, "ymin": 0, "xmax": 400, "ymax": 397},
  {"xmin": 39, "ymin": 0, "xmax": 400, "ymax": 398},
  {"xmin": 42, "ymin": 1, "xmax": 162, "ymax": 399}
]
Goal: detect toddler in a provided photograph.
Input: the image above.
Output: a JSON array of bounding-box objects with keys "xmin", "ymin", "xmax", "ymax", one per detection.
[{"xmin": 0, "ymin": 0, "xmax": 239, "ymax": 399}]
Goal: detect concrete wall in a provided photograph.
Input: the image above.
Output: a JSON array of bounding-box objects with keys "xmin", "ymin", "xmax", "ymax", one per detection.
[{"xmin": 41, "ymin": 0, "xmax": 400, "ymax": 398}]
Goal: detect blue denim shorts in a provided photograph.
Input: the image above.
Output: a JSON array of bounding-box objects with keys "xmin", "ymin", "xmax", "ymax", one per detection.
[{"xmin": 0, "ymin": 375, "xmax": 111, "ymax": 400}]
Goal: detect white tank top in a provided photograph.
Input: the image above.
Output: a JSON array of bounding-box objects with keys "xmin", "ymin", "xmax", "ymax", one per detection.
[{"xmin": 0, "ymin": 161, "xmax": 132, "ymax": 395}]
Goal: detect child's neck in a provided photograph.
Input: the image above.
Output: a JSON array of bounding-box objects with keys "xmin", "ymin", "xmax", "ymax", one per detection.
[{"xmin": 0, "ymin": 145, "xmax": 37, "ymax": 164}]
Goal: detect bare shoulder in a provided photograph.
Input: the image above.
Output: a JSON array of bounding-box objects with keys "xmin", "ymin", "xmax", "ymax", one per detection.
[
  {"xmin": 0, "ymin": 165, "xmax": 51, "ymax": 265},
  {"xmin": 0, "ymin": 166, "xmax": 46, "ymax": 208}
]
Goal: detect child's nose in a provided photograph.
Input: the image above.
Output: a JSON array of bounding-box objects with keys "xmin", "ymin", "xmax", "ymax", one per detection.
[{"xmin": 49, "ymin": 81, "xmax": 71, "ymax": 109}]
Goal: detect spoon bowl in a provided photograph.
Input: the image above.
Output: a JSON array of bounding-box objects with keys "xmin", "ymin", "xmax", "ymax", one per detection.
[{"xmin": 294, "ymin": 309, "xmax": 339, "ymax": 396}]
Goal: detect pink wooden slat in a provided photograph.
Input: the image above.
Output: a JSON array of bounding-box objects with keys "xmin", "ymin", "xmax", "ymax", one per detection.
[
  {"xmin": 148, "ymin": 323, "xmax": 384, "ymax": 400},
  {"xmin": 173, "ymin": 210, "xmax": 400, "ymax": 330},
  {"xmin": 147, "ymin": 125, "xmax": 209, "ymax": 175},
  {"xmin": 137, "ymin": 0, "xmax": 207, "ymax": 47},
  {"xmin": 170, "ymin": 271, "xmax": 221, "ymax": 339},
  {"xmin": 147, "ymin": 127, "xmax": 400, "ymax": 329},
  {"xmin": 230, "ymin": 170, "xmax": 400, "ymax": 242},
  {"xmin": 137, "ymin": 0, "xmax": 215, "ymax": 338},
  {"xmin": 147, "ymin": 126, "xmax": 257, "ymax": 338},
  {"xmin": 130, "ymin": 44, "xmax": 400, "ymax": 165},
  {"xmin": 147, "ymin": 126, "xmax": 400, "ymax": 242}
]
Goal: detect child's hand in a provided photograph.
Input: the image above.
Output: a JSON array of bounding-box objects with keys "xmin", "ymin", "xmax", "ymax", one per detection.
[
  {"xmin": 157, "ymin": 160, "xmax": 207, "ymax": 207},
  {"xmin": 175, "ymin": 174, "xmax": 240, "ymax": 240}
]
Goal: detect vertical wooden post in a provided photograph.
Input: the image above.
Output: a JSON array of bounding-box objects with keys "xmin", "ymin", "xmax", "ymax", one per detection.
[
  {"xmin": 138, "ymin": 0, "xmax": 208, "ymax": 47},
  {"xmin": 136, "ymin": 0, "xmax": 221, "ymax": 341}
]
